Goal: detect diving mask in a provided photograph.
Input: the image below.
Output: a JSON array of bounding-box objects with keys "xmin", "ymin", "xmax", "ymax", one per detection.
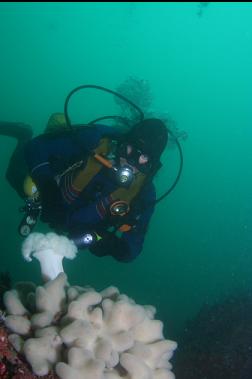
[{"xmin": 117, "ymin": 142, "xmax": 153, "ymax": 175}]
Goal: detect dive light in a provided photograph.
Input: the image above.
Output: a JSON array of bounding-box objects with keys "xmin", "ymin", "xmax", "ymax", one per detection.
[{"xmin": 71, "ymin": 231, "xmax": 101, "ymax": 249}]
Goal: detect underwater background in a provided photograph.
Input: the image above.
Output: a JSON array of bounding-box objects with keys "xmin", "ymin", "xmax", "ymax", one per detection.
[{"xmin": 0, "ymin": 1, "xmax": 251, "ymax": 344}]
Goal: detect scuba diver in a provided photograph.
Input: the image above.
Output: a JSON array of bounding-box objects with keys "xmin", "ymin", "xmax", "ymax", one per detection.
[{"xmin": 0, "ymin": 85, "xmax": 182, "ymax": 263}]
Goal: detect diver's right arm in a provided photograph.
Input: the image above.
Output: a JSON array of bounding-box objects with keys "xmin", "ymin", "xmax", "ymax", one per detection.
[
  {"xmin": 24, "ymin": 126, "xmax": 117, "ymax": 223},
  {"xmin": 24, "ymin": 125, "xmax": 116, "ymax": 186}
]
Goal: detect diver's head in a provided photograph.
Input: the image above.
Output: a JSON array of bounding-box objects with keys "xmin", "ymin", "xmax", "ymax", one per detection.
[{"xmin": 118, "ymin": 118, "xmax": 168, "ymax": 176}]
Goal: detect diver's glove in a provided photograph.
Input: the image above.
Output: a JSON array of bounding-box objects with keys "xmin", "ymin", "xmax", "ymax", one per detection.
[
  {"xmin": 69, "ymin": 227, "xmax": 131, "ymax": 261},
  {"xmin": 89, "ymin": 230, "xmax": 130, "ymax": 261}
]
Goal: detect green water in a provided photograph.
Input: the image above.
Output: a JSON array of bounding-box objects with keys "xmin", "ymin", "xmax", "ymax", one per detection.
[{"xmin": 0, "ymin": 2, "xmax": 251, "ymax": 339}]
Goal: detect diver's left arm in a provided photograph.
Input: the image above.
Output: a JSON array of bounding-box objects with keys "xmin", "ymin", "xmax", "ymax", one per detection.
[{"xmin": 89, "ymin": 200, "xmax": 155, "ymax": 262}]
